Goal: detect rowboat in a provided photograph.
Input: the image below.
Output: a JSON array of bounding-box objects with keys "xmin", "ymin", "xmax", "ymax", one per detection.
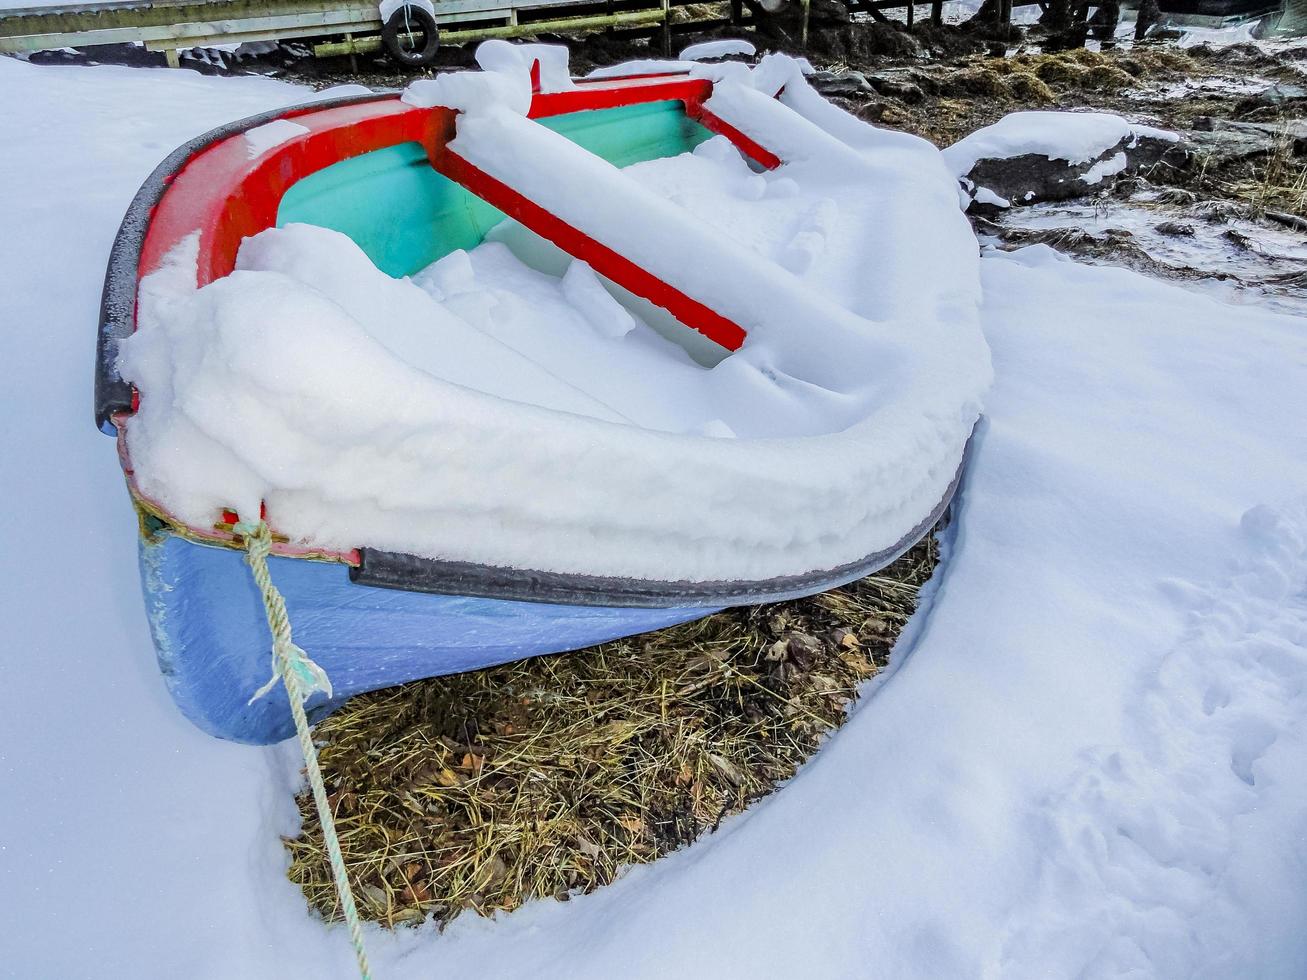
[{"xmin": 97, "ymin": 60, "xmax": 976, "ymax": 744}]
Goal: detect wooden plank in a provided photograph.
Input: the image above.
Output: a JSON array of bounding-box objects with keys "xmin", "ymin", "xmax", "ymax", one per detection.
[
  {"xmin": 0, "ymin": 0, "xmax": 373, "ymax": 36},
  {"xmin": 146, "ymin": 8, "xmax": 381, "ymax": 41},
  {"xmin": 0, "ymin": 0, "xmax": 620, "ymax": 51},
  {"xmin": 2, "ymin": 10, "xmax": 373, "ymax": 49},
  {"xmin": 140, "ymin": 15, "xmax": 378, "ymax": 47},
  {"xmin": 0, "ymin": 0, "xmax": 813, "ymax": 55},
  {"xmin": 313, "ymin": 4, "xmax": 664, "ymax": 54},
  {"xmin": 0, "ymin": 0, "xmax": 600, "ymax": 47}
]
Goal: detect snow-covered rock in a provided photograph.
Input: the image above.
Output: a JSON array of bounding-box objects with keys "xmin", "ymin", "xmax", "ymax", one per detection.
[
  {"xmin": 679, "ymin": 38, "xmax": 756, "ymax": 61},
  {"xmin": 944, "ymin": 111, "xmax": 1190, "ymax": 209}
]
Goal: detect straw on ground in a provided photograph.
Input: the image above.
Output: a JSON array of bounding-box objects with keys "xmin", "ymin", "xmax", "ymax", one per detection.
[{"xmin": 287, "ymin": 532, "xmax": 941, "ymax": 928}]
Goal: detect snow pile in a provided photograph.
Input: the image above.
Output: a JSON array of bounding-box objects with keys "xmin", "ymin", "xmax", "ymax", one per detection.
[
  {"xmin": 475, "ymin": 38, "xmax": 576, "ymax": 92},
  {"xmin": 119, "ymin": 50, "xmax": 990, "ymax": 583},
  {"xmin": 243, "ymin": 118, "xmax": 308, "ymax": 158},
  {"xmin": 942, "ymin": 110, "xmax": 1178, "ymax": 175},
  {"xmin": 943, "ymin": 110, "xmax": 1181, "ymax": 208},
  {"xmin": 679, "ymin": 39, "xmax": 757, "ymax": 61},
  {"xmin": 1080, "ymin": 149, "xmax": 1128, "ymax": 184},
  {"xmin": 403, "ymin": 40, "xmax": 575, "ymax": 113},
  {"xmin": 7, "ymin": 54, "xmax": 1307, "ymax": 979},
  {"xmin": 964, "ymin": 247, "xmax": 1307, "ymax": 977}
]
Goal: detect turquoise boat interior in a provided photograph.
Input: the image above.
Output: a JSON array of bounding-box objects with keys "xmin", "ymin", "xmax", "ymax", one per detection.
[{"xmin": 278, "ymin": 101, "xmax": 714, "ymax": 278}]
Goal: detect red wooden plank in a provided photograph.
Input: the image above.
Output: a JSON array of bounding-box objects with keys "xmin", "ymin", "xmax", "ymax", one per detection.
[
  {"xmin": 135, "ymin": 73, "xmax": 790, "ymax": 386},
  {"xmin": 433, "ymin": 140, "xmax": 748, "ymax": 351}
]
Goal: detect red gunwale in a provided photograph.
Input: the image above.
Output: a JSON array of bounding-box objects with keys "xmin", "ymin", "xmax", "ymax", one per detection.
[
  {"xmin": 139, "ymin": 74, "xmax": 778, "ymax": 289},
  {"xmin": 128, "ymin": 70, "xmax": 787, "ymax": 558}
]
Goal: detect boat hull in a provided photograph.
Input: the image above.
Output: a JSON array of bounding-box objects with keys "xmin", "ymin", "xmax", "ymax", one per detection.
[
  {"xmin": 141, "ymin": 529, "xmax": 711, "ymax": 744},
  {"xmin": 104, "ymin": 76, "xmax": 975, "ymax": 744}
]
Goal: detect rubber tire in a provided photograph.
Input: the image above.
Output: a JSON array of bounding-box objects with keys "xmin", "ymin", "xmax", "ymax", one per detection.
[{"xmin": 381, "ymin": 5, "xmax": 440, "ymax": 68}]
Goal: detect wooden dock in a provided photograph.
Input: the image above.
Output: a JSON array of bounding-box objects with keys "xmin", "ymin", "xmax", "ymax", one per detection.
[
  {"xmin": 0, "ymin": 0, "xmax": 686, "ymax": 64},
  {"xmin": 0, "ymin": 0, "xmax": 1061, "ymax": 67}
]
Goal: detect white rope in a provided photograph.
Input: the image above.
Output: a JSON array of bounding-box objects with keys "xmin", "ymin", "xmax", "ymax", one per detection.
[{"xmin": 237, "ymin": 519, "xmax": 373, "ymax": 980}]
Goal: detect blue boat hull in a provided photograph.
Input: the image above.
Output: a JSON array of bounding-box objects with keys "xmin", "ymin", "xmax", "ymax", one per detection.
[{"xmin": 141, "ymin": 530, "xmax": 712, "ymax": 744}]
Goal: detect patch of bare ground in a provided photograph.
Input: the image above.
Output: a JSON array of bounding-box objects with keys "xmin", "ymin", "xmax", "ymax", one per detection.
[
  {"xmin": 289, "ymin": 534, "xmax": 941, "ymax": 927},
  {"xmin": 828, "ymin": 46, "xmax": 1206, "ymax": 149}
]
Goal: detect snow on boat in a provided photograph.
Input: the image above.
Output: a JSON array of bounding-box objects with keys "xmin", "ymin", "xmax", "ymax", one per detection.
[{"xmin": 96, "ymin": 45, "xmax": 990, "ymax": 744}]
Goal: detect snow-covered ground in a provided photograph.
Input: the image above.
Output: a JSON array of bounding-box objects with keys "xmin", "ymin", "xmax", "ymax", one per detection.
[
  {"xmin": 3, "ymin": 54, "xmax": 1307, "ymax": 979},
  {"xmin": 990, "ymin": 196, "xmax": 1307, "ymax": 319}
]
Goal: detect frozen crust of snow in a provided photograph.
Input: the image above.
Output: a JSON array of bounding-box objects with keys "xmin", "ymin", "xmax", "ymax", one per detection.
[
  {"xmin": 242, "ymin": 118, "xmax": 309, "ymax": 158},
  {"xmin": 403, "ymin": 68, "xmax": 532, "ymax": 115},
  {"xmin": 402, "ymin": 40, "xmax": 575, "ymax": 112},
  {"xmin": 586, "ymin": 59, "xmax": 705, "ymax": 79},
  {"xmin": 117, "ymin": 54, "xmax": 991, "ymax": 583},
  {"xmin": 1081, "ymin": 150, "xmax": 1128, "ymax": 185},
  {"xmin": 679, "ymin": 39, "xmax": 757, "ymax": 61},
  {"xmin": 586, "ymin": 56, "xmax": 799, "ymax": 84},
  {"xmin": 1177, "ymin": 20, "xmax": 1259, "ymax": 47},
  {"xmin": 476, "ymin": 39, "xmax": 576, "ymax": 92},
  {"xmin": 942, "ymin": 110, "xmax": 1180, "ymax": 176},
  {"xmin": 972, "ymin": 185, "xmax": 1009, "ymax": 208}
]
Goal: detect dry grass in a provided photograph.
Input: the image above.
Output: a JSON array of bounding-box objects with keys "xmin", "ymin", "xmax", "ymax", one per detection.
[
  {"xmin": 286, "ymin": 533, "xmax": 941, "ymax": 927},
  {"xmin": 886, "ymin": 46, "xmax": 1205, "ymax": 147},
  {"xmin": 1079, "ymin": 64, "xmax": 1136, "ymax": 93},
  {"xmin": 1233, "ymin": 129, "xmax": 1307, "ymax": 218},
  {"xmin": 1005, "ymin": 71, "xmax": 1056, "ymax": 105},
  {"xmin": 1181, "ymin": 125, "xmax": 1307, "ymax": 220},
  {"xmin": 1031, "ymin": 58, "xmax": 1087, "ymax": 86}
]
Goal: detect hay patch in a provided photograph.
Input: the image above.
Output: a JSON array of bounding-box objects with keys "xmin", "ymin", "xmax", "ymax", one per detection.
[
  {"xmin": 1063, "ymin": 48, "xmax": 1111, "ymax": 68},
  {"xmin": 1080, "ymin": 64, "xmax": 1136, "ymax": 92},
  {"xmin": 1116, "ymin": 56, "xmax": 1147, "ymax": 77},
  {"xmin": 1006, "ymin": 71, "xmax": 1057, "ymax": 104},
  {"xmin": 287, "ymin": 535, "xmax": 941, "ymax": 927},
  {"xmin": 1130, "ymin": 48, "xmax": 1196, "ymax": 75},
  {"xmin": 1032, "ymin": 58, "xmax": 1088, "ymax": 86},
  {"xmin": 944, "ymin": 67, "xmax": 1011, "ymax": 98}
]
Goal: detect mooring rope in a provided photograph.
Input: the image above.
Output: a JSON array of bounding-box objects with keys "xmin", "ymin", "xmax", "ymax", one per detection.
[{"xmin": 236, "ymin": 519, "xmax": 373, "ymax": 980}]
